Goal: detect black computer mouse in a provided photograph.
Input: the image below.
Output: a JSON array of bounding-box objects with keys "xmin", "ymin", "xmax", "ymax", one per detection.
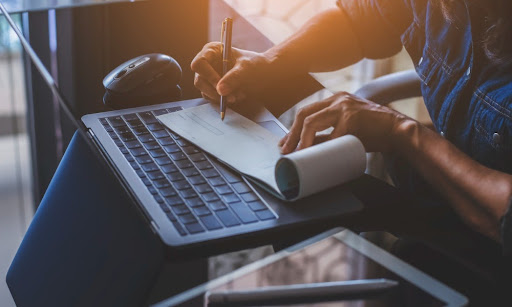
[{"xmin": 103, "ymin": 53, "xmax": 182, "ymax": 109}]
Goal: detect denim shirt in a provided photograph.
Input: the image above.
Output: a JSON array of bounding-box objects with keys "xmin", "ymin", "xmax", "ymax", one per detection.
[{"xmin": 337, "ymin": 0, "xmax": 512, "ymax": 253}]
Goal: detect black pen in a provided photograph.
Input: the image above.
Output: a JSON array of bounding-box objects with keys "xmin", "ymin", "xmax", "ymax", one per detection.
[{"xmin": 220, "ymin": 17, "xmax": 233, "ymax": 121}]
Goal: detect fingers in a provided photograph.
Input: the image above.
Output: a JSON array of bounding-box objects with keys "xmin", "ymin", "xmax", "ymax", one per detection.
[
  {"xmin": 191, "ymin": 43, "xmax": 222, "ymax": 87},
  {"xmin": 194, "ymin": 73, "xmax": 220, "ymax": 102},
  {"xmin": 280, "ymin": 100, "xmax": 333, "ymax": 154},
  {"xmin": 296, "ymin": 108, "xmax": 338, "ymax": 151},
  {"xmin": 216, "ymin": 61, "xmax": 244, "ymax": 97}
]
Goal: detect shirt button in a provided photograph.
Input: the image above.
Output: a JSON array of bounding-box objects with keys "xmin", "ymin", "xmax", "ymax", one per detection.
[
  {"xmin": 493, "ymin": 132, "xmax": 501, "ymax": 144},
  {"xmin": 418, "ymin": 57, "xmax": 423, "ymax": 65},
  {"xmin": 440, "ymin": 131, "xmax": 445, "ymax": 138},
  {"xmin": 466, "ymin": 67, "xmax": 471, "ymax": 76}
]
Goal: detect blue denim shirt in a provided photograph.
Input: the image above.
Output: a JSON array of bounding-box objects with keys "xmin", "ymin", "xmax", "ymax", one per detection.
[{"xmin": 337, "ymin": 0, "xmax": 512, "ymax": 252}]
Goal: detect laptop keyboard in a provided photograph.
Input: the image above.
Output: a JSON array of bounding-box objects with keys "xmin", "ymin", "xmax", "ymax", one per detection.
[{"xmin": 99, "ymin": 107, "xmax": 276, "ymax": 236}]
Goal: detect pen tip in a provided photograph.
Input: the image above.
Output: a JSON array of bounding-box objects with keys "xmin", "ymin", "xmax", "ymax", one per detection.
[{"xmin": 221, "ymin": 112, "xmax": 225, "ymax": 121}]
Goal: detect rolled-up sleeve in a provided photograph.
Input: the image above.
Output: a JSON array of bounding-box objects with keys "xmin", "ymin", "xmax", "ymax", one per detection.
[
  {"xmin": 501, "ymin": 198, "xmax": 512, "ymax": 256},
  {"xmin": 336, "ymin": 0, "xmax": 414, "ymax": 59}
]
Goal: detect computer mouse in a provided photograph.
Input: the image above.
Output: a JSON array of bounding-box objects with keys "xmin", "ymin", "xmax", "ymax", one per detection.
[{"xmin": 103, "ymin": 53, "xmax": 182, "ymax": 109}]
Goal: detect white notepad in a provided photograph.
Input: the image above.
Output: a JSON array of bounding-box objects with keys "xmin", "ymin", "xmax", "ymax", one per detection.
[{"xmin": 157, "ymin": 104, "xmax": 366, "ymax": 201}]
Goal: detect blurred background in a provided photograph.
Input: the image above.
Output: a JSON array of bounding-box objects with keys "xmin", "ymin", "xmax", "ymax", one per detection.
[{"xmin": 0, "ymin": 1, "xmax": 430, "ymax": 305}]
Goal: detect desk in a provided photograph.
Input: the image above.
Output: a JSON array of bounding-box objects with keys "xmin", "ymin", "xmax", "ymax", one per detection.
[{"xmin": 155, "ymin": 228, "xmax": 468, "ymax": 306}]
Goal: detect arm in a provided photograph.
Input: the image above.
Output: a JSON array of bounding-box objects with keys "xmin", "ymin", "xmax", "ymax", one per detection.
[
  {"xmin": 394, "ymin": 120, "xmax": 512, "ymax": 241},
  {"xmin": 191, "ymin": 2, "xmax": 407, "ymax": 115}
]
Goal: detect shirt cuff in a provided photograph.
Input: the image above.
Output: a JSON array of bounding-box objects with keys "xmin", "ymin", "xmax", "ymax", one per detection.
[{"xmin": 500, "ymin": 197, "xmax": 512, "ymax": 256}]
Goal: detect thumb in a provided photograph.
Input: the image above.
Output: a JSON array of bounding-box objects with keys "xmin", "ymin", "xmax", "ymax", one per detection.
[{"xmin": 216, "ymin": 64, "xmax": 245, "ymax": 96}]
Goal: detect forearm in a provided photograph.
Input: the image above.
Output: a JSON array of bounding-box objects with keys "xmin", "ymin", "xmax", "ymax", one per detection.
[
  {"xmin": 264, "ymin": 8, "xmax": 364, "ymax": 76},
  {"xmin": 393, "ymin": 120, "xmax": 512, "ymax": 240}
]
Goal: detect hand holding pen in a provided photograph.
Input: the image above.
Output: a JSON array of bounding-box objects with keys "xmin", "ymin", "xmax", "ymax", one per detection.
[{"xmin": 220, "ymin": 17, "xmax": 233, "ymax": 121}]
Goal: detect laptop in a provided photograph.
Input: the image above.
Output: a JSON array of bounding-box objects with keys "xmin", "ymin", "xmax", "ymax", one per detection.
[{"xmin": 5, "ymin": 5, "xmax": 363, "ymax": 255}]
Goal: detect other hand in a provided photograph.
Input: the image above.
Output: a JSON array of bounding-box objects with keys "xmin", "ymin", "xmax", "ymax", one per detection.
[{"xmin": 279, "ymin": 91, "xmax": 411, "ymax": 154}]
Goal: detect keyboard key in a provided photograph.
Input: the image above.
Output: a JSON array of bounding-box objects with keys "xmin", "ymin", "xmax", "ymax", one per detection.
[
  {"xmin": 149, "ymin": 148, "xmax": 166, "ymax": 158},
  {"xmin": 113, "ymin": 138, "xmax": 124, "ymax": 147},
  {"xmin": 255, "ymin": 209, "xmax": 276, "ymax": 221},
  {"xmin": 100, "ymin": 118, "xmax": 108, "ymax": 125},
  {"xmin": 141, "ymin": 163, "xmax": 159, "ymax": 172},
  {"xmin": 215, "ymin": 185, "xmax": 233, "ymax": 195},
  {"xmin": 179, "ymin": 188, "xmax": 198, "ymax": 199},
  {"xmin": 167, "ymin": 172, "xmax": 184, "ymax": 182},
  {"xmin": 160, "ymin": 203, "xmax": 171, "ymax": 213},
  {"xmin": 123, "ymin": 153, "xmax": 135, "ymax": 162},
  {"xmin": 165, "ymin": 196, "xmax": 183, "ymax": 206},
  {"xmin": 139, "ymin": 134, "xmax": 156, "ymax": 143},
  {"xmin": 147, "ymin": 123, "xmax": 164, "ymax": 131},
  {"xmin": 126, "ymin": 119, "xmax": 144, "ymax": 128},
  {"xmin": 170, "ymin": 132, "xmax": 181, "ymax": 139},
  {"xmin": 182, "ymin": 146, "xmax": 200, "ymax": 155},
  {"xmin": 185, "ymin": 222, "xmax": 205, "ymax": 234},
  {"xmin": 115, "ymin": 126, "xmax": 131, "ymax": 134},
  {"xmin": 158, "ymin": 137, "xmax": 175, "ymax": 146},
  {"xmin": 182, "ymin": 167, "xmax": 200, "ymax": 177},
  {"xmin": 172, "ymin": 222, "xmax": 187, "ymax": 236},
  {"xmin": 108, "ymin": 130, "xmax": 118, "ymax": 138},
  {"xmin": 152, "ymin": 108, "xmax": 168, "ymax": 116},
  {"xmin": 196, "ymin": 161, "xmax": 213, "ymax": 170},
  {"xmin": 122, "ymin": 113, "xmax": 138, "ymax": 121},
  {"xmin": 199, "ymin": 215, "xmax": 222, "ymax": 230},
  {"xmin": 135, "ymin": 155, "xmax": 153, "ymax": 164},
  {"xmin": 202, "ymin": 192, "xmax": 219, "ymax": 202},
  {"xmin": 153, "ymin": 130, "xmax": 169, "ymax": 139},
  {"xmin": 189, "ymin": 153, "xmax": 206, "ymax": 163},
  {"xmin": 104, "ymin": 125, "xmax": 113, "ymax": 132},
  {"xmin": 176, "ymin": 160, "xmax": 193, "ymax": 169},
  {"xmin": 138, "ymin": 111, "xmax": 157, "ymax": 124},
  {"xmin": 202, "ymin": 169, "xmax": 219, "ymax": 178},
  {"xmin": 216, "ymin": 209, "xmax": 241, "ymax": 227},
  {"xmin": 163, "ymin": 144, "xmax": 181, "ymax": 153},
  {"xmin": 247, "ymin": 200, "xmax": 266, "ymax": 211},
  {"xmin": 167, "ymin": 106, "xmax": 183, "ymax": 113},
  {"xmin": 130, "ymin": 161, "xmax": 141, "ymax": 170},
  {"xmin": 130, "ymin": 147, "xmax": 147, "ymax": 157},
  {"xmin": 165, "ymin": 211, "xmax": 177, "ymax": 222},
  {"xmin": 186, "ymin": 197, "xmax": 204, "ymax": 207},
  {"xmin": 162, "ymin": 164, "xmax": 179, "ymax": 174},
  {"xmin": 232, "ymin": 182, "xmax": 251, "ymax": 194},
  {"xmin": 176, "ymin": 139, "xmax": 190, "ymax": 147},
  {"xmin": 179, "ymin": 213, "xmax": 197, "ymax": 224},
  {"xmin": 132, "ymin": 126, "xmax": 149, "ymax": 135},
  {"xmin": 193, "ymin": 206, "xmax": 211, "ymax": 216},
  {"xmin": 174, "ymin": 180, "xmax": 191, "ymax": 190},
  {"xmin": 221, "ymin": 193, "xmax": 240, "ymax": 203},
  {"xmin": 119, "ymin": 132, "xmax": 136, "ymax": 142},
  {"xmin": 160, "ymin": 186, "xmax": 177, "ymax": 197},
  {"xmin": 108, "ymin": 116, "xmax": 125, "ymax": 127},
  {"xmin": 147, "ymin": 171, "xmax": 165, "ymax": 180},
  {"xmin": 153, "ymin": 194, "xmax": 164, "ymax": 204},
  {"xmin": 155, "ymin": 156, "xmax": 172, "ymax": 166},
  {"xmin": 125, "ymin": 140, "xmax": 142, "ymax": 149},
  {"xmin": 142, "ymin": 177, "xmax": 152, "ymax": 186},
  {"xmin": 230, "ymin": 202, "xmax": 258, "ymax": 224},
  {"xmin": 196, "ymin": 184, "xmax": 213, "ymax": 194},
  {"xmin": 154, "ymin": 179, "xmax": 171, "ymax": 189},
  {"xmin": 172, "ymin": 205, "xmax": 190, "ymax": 216},
  {"xmin": 218, "ymin": 165, "xmax": 241, "ymax": 183},
  {"xmin": 207, "ymin": 200, "xmax": 226, "ymax": 211},
  {"xmin": 143, "ymin": 141, "xmax": 160, "ymax": 150},
  {"xmin": 148, "ymin": 185, "xmax": 158, "ymax": 195},
  {"xmin": 120, "ymin": 147, "xmax": 129, "ymax": 154},
  {"xmin": 136, "ymin": 169, "xmax": 146, "ymax": 178},
  {"xmin": 188, "ymin": 175, "xmax": 206, "ymax": 185},
  {"xmin": 209, "ymin": 177, "xmax": 226, "ymax": 187},
  {"xmin": 170, "ymin": 152, "xmax": 187, "ymax": 161}
]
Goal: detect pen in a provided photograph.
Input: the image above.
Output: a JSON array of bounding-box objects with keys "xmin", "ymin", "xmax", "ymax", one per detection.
[{"xmin": 220, "ymin": 17, "xmax": 233, "ymax": 121}]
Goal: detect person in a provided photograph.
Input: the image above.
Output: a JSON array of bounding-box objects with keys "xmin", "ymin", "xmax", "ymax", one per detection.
[{"xmin": 191, "ymin": 0, "xmax": 512, "ymax": 303}]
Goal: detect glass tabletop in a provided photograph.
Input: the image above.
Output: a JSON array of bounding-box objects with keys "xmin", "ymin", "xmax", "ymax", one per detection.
[
  {"xmin": 153, "ymin": 228, "xmax": 468, "ymax": 307},
  {"xmin": 1, "ymin": 0, "xmax": 147, "ymax": 13}
]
